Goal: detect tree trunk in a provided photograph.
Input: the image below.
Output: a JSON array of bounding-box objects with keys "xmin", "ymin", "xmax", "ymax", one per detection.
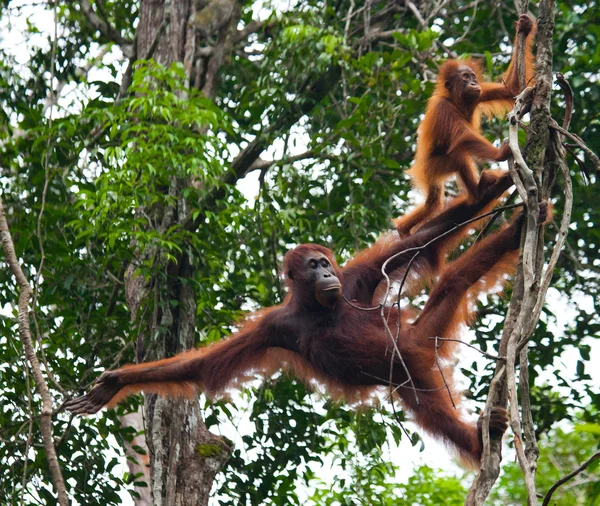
[{"xmin": 123, "ymin": 1, "xmax": 235, "ymax": 503}]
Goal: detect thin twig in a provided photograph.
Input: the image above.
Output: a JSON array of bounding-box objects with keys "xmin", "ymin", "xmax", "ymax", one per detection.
[
  {"xmin": 563, "ymin": 144, "xmax": 591, "ymax": 184},
  {"xmin": 542, "ymin": 452, "xmax": 600, "ymax": 506},
  {"xmin": 427, "ymin": 337, "xmax": 505, "ymax": 360},
  {"xmin": 79, "ymin": 0, "xmax": 134, "ymax": 55},
  {"xmin": 395, "ymin": 251, "xmax": 420, "ymax": 307},
  {"xmin": 359, "ymin": 371, "xmax": 445, "ymax": 393},
  {"xmin": 453, "ymin": 0, "xmax": 479, "ymax": 45},
  {"xmin": 474, "ymin": 190, "xmax": 517, "ymax": 243},
  {"xmin": 433, "ymin": 337, "xmax": 456, "ymax": 408},
  {"xmin": 555, "ymin": 73, "xmax": 573, "ymax": 131},
  {"xmin": 29, "ymin": 0, "xmax": 65, "ymax": 398},
  {"xmin": 342, "ymin": 296, "xmax": 381, "ymax": 311}
]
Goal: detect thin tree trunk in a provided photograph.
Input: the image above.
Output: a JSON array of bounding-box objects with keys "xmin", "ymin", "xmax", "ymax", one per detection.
[{"xmin": 119, "ymin": 409, "xmax": 152, "ymax": 506}]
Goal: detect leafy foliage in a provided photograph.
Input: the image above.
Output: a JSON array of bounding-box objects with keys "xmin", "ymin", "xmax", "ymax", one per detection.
[
  {"xmin": 311, "ymin": 463, "xmax": 467, "ymax": 506},
  {"xmin": 491, "ymin": 424, "xmax": 600, "ymax": 505}
]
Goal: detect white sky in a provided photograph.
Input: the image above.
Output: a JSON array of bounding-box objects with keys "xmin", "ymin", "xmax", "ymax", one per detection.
[{"xmin": 1, "ymin": 1, "xmax": 598, "ymax": 504}]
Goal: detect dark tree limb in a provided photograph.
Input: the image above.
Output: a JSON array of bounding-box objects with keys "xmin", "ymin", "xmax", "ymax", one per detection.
[
  {"xmin": 542, "ymin": 452, "xmax": 600, "ymax": 506},
  {"xmin": 556, "ymin": 73, "xmax": 573, "ymax": 130},
  {"xmin": 229, "ymin": 67, "xmax": 341, "ymax": 181},
  {"xmin": 234, "ymin": 19, "xmax": 274, "ymax": 43},
  {"xmin": 243, "ymin": 150, "xmax": 316, "ymax": 176},
  {"xmin": 549, "ymin": 122, "xmax": 600, "ymax": 174},
  {"xmin": 183, "ymin": 65, "xmax": 342, "ymax": 232}
]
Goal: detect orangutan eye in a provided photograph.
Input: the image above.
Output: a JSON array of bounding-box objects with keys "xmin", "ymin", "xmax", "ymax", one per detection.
[
  {"xmin": 321, "ymin": 259, "xmax": 329, "ymax": 268},
  {"xmin": 309, "ymin": 259, "xmax": 318, "ymax": 269}
]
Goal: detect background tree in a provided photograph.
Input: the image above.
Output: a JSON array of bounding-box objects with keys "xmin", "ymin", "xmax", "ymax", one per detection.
[{"xmin": 0, "ymin": 0, "xmax": 598, "ymax": 504}]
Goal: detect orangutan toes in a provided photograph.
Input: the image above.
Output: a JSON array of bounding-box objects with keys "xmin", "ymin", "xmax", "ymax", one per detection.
[{"xmin": 538, "ymin": 201, "xmax": 549, "ymax": 224}]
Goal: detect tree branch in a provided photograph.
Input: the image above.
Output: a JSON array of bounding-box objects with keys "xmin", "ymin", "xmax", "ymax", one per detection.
[
  {"xmin": 229, "ymin": 67, "xmax": 341, "ymax": 184},
  {"xmin": 234, "ymin": 20, "xmax": 274, "ymax": 43},
  {"xmin": 548, "ymin": 122, "xmax": 600, "ymax": 174},
  {"xmin": 467, "ymin": 2, "xmax": 558, "ymax": 503},
  {"xmin": 78, "ymin": 0, "xmax": 134, "ymax": 57},
  {"xmin": 243, "ymin": 150, "xmax": 316, "ymax": 176}
]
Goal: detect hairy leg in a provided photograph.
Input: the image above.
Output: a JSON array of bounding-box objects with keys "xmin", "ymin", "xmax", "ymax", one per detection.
[
  {"xmin": 457, "ymin": 161, "xmax": 480, "ymax": 201},
  {"xmin": 398, "ymin": 171, "xmax": 513, "ymax": 257},
  {"xmin": 394, "ymin": 182, "xmax": 444, "ymax": 237},
  {"xmin": 370, "ymin": 171, "xmax": 514, "ymax": 298}
]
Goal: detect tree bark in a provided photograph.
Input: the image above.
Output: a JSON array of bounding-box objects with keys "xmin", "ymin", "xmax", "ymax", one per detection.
[
  {"xmin": 119, "ymin": 409, "xmax": 152, "ymax": 506},
  {"xmin": 124, "ymin": 1, "xmax": 235, "ymax": 503},
  {"xmin": 125, "ymin": 1, "xmax": 411, "ymax": 502}
]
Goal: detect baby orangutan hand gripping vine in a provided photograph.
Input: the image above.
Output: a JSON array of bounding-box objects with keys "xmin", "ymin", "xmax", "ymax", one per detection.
[
  {"xmin": 66, "ymin": 173, "xmax": 547, "ymax": 465},
  {"xmin": 395, "ymin": 14, "xmax": 536, "ymax": 236}
]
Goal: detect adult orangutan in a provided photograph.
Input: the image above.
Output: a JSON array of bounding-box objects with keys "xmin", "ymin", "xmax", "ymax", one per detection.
[
  {"xmin": 395, "ymin": 14, "xmax": 536, "ymax": 236},
  {"xmin": 66, "ymin": 172, "xmax": 547, "ymax": 465}
]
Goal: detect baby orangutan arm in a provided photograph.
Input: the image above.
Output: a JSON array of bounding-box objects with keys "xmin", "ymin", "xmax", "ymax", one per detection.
[{"xmin": 479, "ymin": 14, "xmax": 536, "ymax": 103}]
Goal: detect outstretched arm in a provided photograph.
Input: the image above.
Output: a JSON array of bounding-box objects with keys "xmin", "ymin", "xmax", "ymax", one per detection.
[
  {"xmin": 342, "ymin": 171, "xmax": 513, "ymax": 303},
  {"xmin": 65, "ymin": 312, "xmax": 282, "ymax": 414},
  {"xmin": 480, "ymin": 14, "xmax": 536, "ymax": 105},
  {"xmin": 389, "ymin": 171, "xmax": 513, "ymax": 266},
  {"xmin": 413, "ymin": 202, "xmax": 548, "ymax": 340}
]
